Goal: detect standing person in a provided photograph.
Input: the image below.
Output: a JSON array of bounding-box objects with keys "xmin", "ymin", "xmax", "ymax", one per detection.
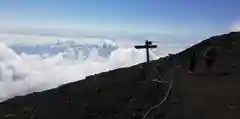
[
  {"xmin": 204, "ymin": 44, "xmax": 217, "ymax": 72},
  {"xmin": 188, "ymin": 51, "xmax": 197, "ymax": 73}
]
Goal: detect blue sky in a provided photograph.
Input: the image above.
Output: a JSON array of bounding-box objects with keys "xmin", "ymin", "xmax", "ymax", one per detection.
[{"xmin": 0, "ymin": 0, "xmax": 240, "ymax": 37}]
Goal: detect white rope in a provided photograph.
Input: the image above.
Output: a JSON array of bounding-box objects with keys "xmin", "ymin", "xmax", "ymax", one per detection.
[
  {"xmin": 152, "ymin": 78, "xmax": 169, "ymax": 84},
  {"xmin": 152, "ymin": 79, "xmax": 163, "ymax": 83},
  {"xmin": 141, "ymin": 78, "xmax": 173, "ymax": 119}
]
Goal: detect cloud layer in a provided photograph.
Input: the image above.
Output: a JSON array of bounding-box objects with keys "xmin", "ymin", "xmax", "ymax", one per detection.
[{"xmin": 0, "ymin": 41, "xmax": 158, "ymax": 102}]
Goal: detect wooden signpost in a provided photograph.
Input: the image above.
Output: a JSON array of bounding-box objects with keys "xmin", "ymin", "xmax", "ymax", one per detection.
[
  {"xmin": 135, "ymin": 40, "xmax": 157, "ymax": 64},
  {"xmin": 135, "ymin": 40, "xmax": 157, "ymax": 80}
]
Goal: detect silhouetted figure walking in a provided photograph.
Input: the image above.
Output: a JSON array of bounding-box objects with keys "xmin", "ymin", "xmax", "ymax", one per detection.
[
  {"xmin": 204, "ymin": 44, "xmax": 217, "ymax": 71},
  {"xmin": 188, "ymin": 51, "xmax": 197, "ymax": 73}
]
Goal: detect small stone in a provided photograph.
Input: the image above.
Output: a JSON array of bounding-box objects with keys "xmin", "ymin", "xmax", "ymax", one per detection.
[
  {"xmin": 99, "ymin": 111, "xmax": 106, "ymax": 117},
  {"xmin": 127, "ymin": 96, "xmax": 135, "ymax": 102},
  {"xmin": 28, "ymin": 115, "xmax": 36, "ymax": 119},
  {"xmin": 67, "ymin": 99, "xmax": 73, "ymax": 105},
  {"xmin": 113, "ymin": 111, "xmax": 119, "ymax": 117},
  {"xmin": 231, "ymin": 63, "xmax": 238, "ymax": 68},
  {"xmin": 4, "ymin": 113, "xmax": 17, "ymax": 119},
  {"xmin": 228, "ymin": 104, "xmax": 237, "ymax": 109},
  {"xmin": 95, "ymin": 88, "xmax": 101, "ymax": 93},
  {"xmin": 132, "ymin": 112, "xmax": 142, "ymax": 119}
]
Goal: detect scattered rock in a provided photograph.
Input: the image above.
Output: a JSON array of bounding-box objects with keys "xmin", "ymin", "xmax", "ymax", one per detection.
[
  {"xmin": 132, "ymin": 112, "xmax": 142, "ymax": 119},
  {"xmin": 95, "ymin": 87, "xmax": 101, "ymax": 93},
  {"xmin": 28, "ymin": 115, "xmax": 36, "ymax": 119},
  {"xmin": 4, "ymin": 114, "xmax": 17, "ymax": 119},
  {"xmin": 67, "ymin": 99, "xmax": 73, "ymax": 105},
  {"xmin": 127, "ymin": 96, "xmax": 136, "ymax": 103},
  {"xmin": 228, "ymin": 104, "xmax": 237, "ymax": 109},
  {"xmin": 113, "ymin": 110, "xmax": 119, "ymax": 117}
]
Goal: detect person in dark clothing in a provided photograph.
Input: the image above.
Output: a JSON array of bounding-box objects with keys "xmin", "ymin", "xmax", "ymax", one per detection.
[
  {"xmin": 188, "ymin": 51, "xmax": 197, "ymax": 73},
  {"xmin": 204, "ymin": 45, "xmax": 217, "ymax": 71}
]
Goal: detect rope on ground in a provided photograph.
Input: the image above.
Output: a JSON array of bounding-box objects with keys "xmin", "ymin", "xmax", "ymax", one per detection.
[{"xmin": 141, "ymin": 78, "xmax": 173, "ymax": 119}]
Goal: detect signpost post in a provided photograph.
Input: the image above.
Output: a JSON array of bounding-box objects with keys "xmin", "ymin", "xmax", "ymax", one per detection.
[{"xmin": 135, "ymin": 40, "xmax": 157, "ymax": 80}]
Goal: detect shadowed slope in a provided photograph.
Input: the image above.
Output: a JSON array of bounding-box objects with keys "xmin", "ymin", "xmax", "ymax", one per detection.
[
  {"xmin": 0, "ymin": 60, "xmax": 169, "ymax": 119},
  {"xmin": 158, "ymin": 32, "xmax": 240, "ymax": 119}
]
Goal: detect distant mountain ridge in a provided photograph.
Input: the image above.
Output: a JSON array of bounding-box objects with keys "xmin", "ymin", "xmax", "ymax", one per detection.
[{"xmin": 10, "ymin": 39, "xmax": 119, "ymax": 59}]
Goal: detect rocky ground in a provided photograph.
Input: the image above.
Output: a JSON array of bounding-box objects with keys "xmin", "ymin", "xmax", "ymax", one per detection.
[
  {"xmin": 156, "ymin": 31, "xmax": 240, "ymax": 119},
  {"xmin": 0, "ymin": 57, "xmax": 170, "ymax": 119}
]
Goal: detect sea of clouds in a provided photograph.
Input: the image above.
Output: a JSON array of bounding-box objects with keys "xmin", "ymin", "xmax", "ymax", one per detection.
[{"xmin": 0, "ymin": 33, "xmax": 165, "ymax": 102}]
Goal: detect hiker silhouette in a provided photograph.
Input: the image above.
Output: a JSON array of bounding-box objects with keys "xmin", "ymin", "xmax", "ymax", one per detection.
[
  {"xmin": 188, "ymin": 51, "xmax": 197, "ymax": 73},
  {"xmin": 204, "ymin": 43, "xmax": 217, "ymax": 71}
]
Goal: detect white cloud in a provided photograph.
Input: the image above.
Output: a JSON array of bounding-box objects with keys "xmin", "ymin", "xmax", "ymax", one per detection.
[
  {"xmin": 0, "ymin": 30, "xmax": 196, "ymax": 102},
  {"xmin": 0, "ymin": 40, "xmax": 159, "ymax": 102}
]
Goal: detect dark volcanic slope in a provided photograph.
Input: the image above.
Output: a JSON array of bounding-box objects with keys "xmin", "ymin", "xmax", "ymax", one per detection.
[
  {"xmin": 159, "ymin": 32, "xmax": 240, "ymax": 119},
  {"xmin": 0, "ymin": 60, "xmax": 169, "ymax": 119}
]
